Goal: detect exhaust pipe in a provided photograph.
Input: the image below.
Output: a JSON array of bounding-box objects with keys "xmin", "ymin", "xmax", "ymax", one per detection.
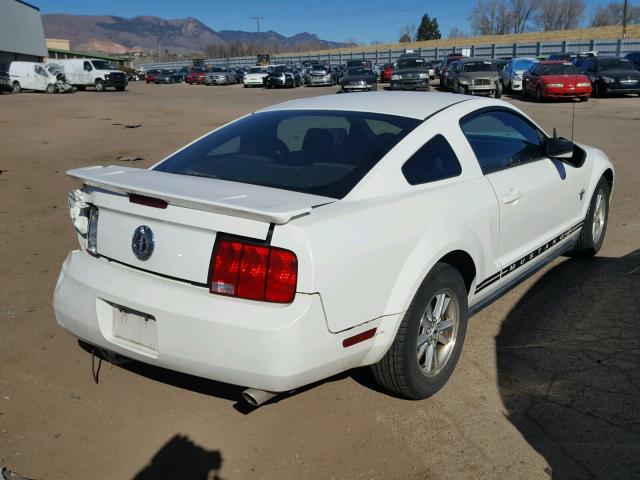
[{"xmin": 242, "ymin": 388, "xmax": 277, "ymax": 407}]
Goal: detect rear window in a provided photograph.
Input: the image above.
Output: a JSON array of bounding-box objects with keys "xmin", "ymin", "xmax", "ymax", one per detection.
[{"xmin": 155, "ymin": 110, "xmax": 420, "ymax": 198}]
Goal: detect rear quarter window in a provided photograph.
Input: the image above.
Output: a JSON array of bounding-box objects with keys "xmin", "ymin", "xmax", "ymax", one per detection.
[{"xmin": 402, "ymin": 135, "xmax": 462, "ymax": 185}]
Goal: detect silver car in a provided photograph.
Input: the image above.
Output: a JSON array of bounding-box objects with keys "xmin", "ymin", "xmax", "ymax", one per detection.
[
  {"xmin": 205, "ymin": 68, "xmax": 238, "ymax": 86},
  {"xmin": 500, "ymin": 57, "xmax": 537, "ymax": 91},
  {"xmin": 451, "ymin": 58, "xmax": 502, "ymax": 97}
]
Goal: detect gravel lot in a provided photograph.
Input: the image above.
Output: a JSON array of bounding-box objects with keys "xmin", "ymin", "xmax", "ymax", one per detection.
[{"xmin": 0, "ymin": 82, "xmax": 638, "ymax": 480}]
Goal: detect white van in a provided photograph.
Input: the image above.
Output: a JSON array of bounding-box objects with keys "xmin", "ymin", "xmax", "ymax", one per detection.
[
  {"xmin": 52, "ymin": 58, "xmax": 128, "ymax": 92},
  {"xmin": 8, "ymin": 61, "xmax": 74, "ymax": 93}
]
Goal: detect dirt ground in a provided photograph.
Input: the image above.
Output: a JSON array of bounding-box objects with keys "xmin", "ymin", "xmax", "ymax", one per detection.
[{"xmin": 0, "ymin": 82, "xmax": 638, "ymax": 480}]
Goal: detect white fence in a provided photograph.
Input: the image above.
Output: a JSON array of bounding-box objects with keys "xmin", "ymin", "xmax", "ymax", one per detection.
[{"xmin": 140, "ymin": 38, "xmax": 640, "ymax": 70}]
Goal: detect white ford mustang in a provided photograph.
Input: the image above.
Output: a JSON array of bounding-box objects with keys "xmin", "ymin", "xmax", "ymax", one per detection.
[{"xmin": 55, "ymin": 92, "xmax": 613, "ymax": 406}]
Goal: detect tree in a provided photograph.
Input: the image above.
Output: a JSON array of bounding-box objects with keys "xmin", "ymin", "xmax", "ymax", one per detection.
[
  {"xmin": 469, "ymin": 0, "xmax": 513, "ymax": 35},
  {"xmin": 534, "ymin": 0, "xmax": 585, "ymax": 30},
  {"xmin": 590, "ymin": 2, "xmax": 640, "ymax": 26},
  {"xmin": 448, "ymin": 27, "xmax": 468, "ymax": 38},
  {"xmin": 415, "ymin": 14, "xmax": 442, "ymax": 41},
  {"xmin": 509, "ymin": 0, "xmax": 540, "ymax": 32},
  {"xmin": 399, "ymin": 34, "xmax": 412, "ymax": 42},
  {"xmin": 399, "ymin": 23, "xmax": 417, "ymax": 42}
]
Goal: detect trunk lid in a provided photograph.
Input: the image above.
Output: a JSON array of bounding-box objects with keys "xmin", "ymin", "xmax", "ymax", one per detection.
[{"xmin": 69, "ymin": 165, "xmax": 334, "ymax": 284}]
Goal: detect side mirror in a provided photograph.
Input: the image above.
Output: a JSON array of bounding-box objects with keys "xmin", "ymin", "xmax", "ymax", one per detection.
[{"xmin": 546, "ymin": 137, "xmax": 582, "ymax": 167}]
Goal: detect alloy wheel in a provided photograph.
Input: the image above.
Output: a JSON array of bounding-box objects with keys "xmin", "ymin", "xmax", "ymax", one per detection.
[
  {"xmin": 592, "ymin": 190, "xmax": 607, "ymax": 244},
  {"xmin": 416, "ymin": 290, "xmax": 459, "ymax": 377}
]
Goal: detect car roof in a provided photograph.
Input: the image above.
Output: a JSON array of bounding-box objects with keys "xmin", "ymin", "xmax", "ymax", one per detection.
[
  {"xmin": 259, "ymin": 92, "xmax": 485, "ymax": 120},
  {"xmin": 539, "ymin": 60, "xmax": 574, "ymax": 64}
]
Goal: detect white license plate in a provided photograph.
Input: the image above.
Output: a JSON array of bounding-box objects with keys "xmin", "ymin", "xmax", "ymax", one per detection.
[{"xmin": 112, "ymin": 307, "xmax": 158, "ymax": 353}]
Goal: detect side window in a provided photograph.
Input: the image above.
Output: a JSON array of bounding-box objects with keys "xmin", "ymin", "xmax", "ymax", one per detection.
[
  {"xmin": 460, "ymin": 110, "xmax": 545, "ymax": 174},
  {"xmin": 402, "ymin": 134, "xmax": 462, "ymax": 185},
  {"xmin": 84, "ymin": 61, "xmax": 92, "ymax": 72}
]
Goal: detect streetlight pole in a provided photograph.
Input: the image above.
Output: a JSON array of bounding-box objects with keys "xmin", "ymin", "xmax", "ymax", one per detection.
[{"xmin": 623, "ymin": 0, "xmax": 628, "ymax": 39}]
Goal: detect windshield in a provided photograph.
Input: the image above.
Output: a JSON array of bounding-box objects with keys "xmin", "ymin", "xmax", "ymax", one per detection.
[
  {"xmin": 463, "ymin": 61, "xmax": 494, "ymax": 72},
  {"xmin": 513, "ymin": 59, "xmax": 535, "ymax": 71},
  {"xmin": 541, "ymin": 63, "xmax": 579, "ymax": 75},
  {"xmin": 91, "ymin": 61, "xmax": 117, "ymax": 71},
  {"xmin": 249, "ymin": 67, "xmax": 266, "ymax": 73},
  {"xmin": 154, "ymin": 110, "xmax": 420, "ymax": 198},
  {"xmin": 190, "ymin": 68, "xmax": 204, "ymax": 73},
  {"xmin": 211, "ymin": 67, "xmax": 225, "ymax": 72},
  {"xmin": 396, "ymin": 58, "xmax": 426, "ymax": 70},
  {"xmin": 312, "ymin": 65, "xmax": 328, "ymax": 71},
  {"xmin": 598, "ymin": 58, "xmax": 632, "ymax": 70},
  {"xmin": 270, "ymin": 66, "xmax": 290, "ymax": 73},
  {"xmin": 346, "ymin": 67, "xmax": 371, "ymax": 76}
]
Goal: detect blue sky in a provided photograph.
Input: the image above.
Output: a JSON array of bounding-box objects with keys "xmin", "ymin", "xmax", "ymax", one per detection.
[{"xmin": 39, "ymin": 0, "xmax": 610, "ymax": 44}]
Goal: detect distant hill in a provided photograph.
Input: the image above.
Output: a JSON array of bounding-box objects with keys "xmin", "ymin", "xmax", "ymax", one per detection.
[
  {"xmin": 217, "ymin": 30, "xmax": 349, "ymax": 52},
  {"xmin": 42, "ymin": 14, "xmax": 351, "ymax": 55}
]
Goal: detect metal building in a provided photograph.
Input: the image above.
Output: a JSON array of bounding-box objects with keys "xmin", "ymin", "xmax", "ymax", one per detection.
[{"xmin": 0, "ymin": 0, "xmax": 47, "ymax": 66}]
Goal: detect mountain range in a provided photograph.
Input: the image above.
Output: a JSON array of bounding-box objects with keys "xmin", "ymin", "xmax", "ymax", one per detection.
[{"xmin": 42, "ymin": 14, "xmax": 351, "ymax": 55}]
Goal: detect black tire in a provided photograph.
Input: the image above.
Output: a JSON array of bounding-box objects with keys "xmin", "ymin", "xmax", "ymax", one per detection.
[
  {"xmin": 579, "ymin": 95, "xmax": 589, "ymax": 102},
  {"xmin": 495, "ymin": 82, "xmax": 503, "ymax": 98},
  {"xmin": 115, "ymin": 86, "xmax": 126, "ymax": 92},
  {"xmin": 536, "ymin": 86, "xmax": 543, "ymax": 102},
  {"xmin": 95, "ymin": 79, "xmax": 105, "ymax": 92},
  {"xmin": 12, "ymin": 81, "xmax": 20, "ymax": 94},
  {"xmin": 594, "ymin": 82, "xmax": 601, "ymax": 97},
  {"xmin": 371, "ymin": 263, "xmax": 468, "ymax": 400},
  {"xmin": 572, "ymin": 177, "xmax": 610, "ymax": 257},
  {"xmin": 46, "ymin": 83, "xmax": 57, "ymax": 94},
  {"xmin": 522, "ymin": 85, "xmax": 528, "ymax": 99},
  {"xmin": 457, "ymin": 84, "xmax": 465, "ymax": 95},
  {"xmin": 372, "ymin": 83, "xmax": 378, "ymax": 91}
]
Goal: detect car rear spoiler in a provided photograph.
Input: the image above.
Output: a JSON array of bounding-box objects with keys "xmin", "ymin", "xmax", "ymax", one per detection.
[{"xmin": 67, "ymin": 165, "xmax": 335, "ymax": 225}]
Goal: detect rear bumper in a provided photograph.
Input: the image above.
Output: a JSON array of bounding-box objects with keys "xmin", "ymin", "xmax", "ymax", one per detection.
[{"xmin": 53, "ymin": 250, "xmax": 377, "ymax": 392}]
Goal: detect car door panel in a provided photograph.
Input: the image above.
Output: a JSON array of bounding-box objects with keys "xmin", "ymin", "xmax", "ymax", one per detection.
[{"xmin": 460, "ymin": 108, "xmax": 590, "ymax": 287}]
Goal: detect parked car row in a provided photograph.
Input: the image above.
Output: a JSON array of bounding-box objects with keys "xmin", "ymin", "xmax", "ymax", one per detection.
[
  {"xmin": 1, "ymin": 58, "xmax": 128, "ymax": 94},
  {"xmin": 435, "ymin": 51, "xmax": 640, "ymax": 102}
]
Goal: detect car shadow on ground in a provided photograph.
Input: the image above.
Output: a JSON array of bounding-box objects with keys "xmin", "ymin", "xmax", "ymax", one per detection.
[
  {"xmin": 78, "ymin": 340, "xmax": 352, "ymax": 414},
  {"xmin": 133, "ymin": 434, "xmax": 223, "ymax": 480},
  {"xmin": 496, "ymin": 250, "xmax": 640, "ymax": 480}
]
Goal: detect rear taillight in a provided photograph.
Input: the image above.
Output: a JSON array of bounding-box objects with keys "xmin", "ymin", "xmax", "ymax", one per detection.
[{"xmin": 210, "ymin": 239, "xmax": 298, "ymax": 303}]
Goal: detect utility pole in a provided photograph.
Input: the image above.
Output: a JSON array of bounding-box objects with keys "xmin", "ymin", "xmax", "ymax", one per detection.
[
  {"xmin": 622, "ymin": 0, "xmax": 628, "ymax": 39},
  {"xmin": 251, "ymin": 16, "xmax": 264, "ymax": 33}
]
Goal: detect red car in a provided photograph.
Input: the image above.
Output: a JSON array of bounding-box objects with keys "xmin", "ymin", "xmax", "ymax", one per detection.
[
  {"xmin": 380, "ymin": 63, "xmax": 394, "ymax": 83},
  {"xmin": 145, "ymin": 69, "xmax": 160, "ymax": 84},
  {"xmin": 523, "ymin": 60, "xmax": 592, "ymax": 102},
  {"xmin": 186, "ymin": 68, "xmax": 206, "ymax": 84}
]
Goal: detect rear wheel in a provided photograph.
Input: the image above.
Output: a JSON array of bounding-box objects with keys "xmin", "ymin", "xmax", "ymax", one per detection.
[
  {"xmin": 495, "ymin": 82, "xmax": 503, "ymax": 98},
  {"xmin": 572, "ymin": 177, "xmax": 610, "ymax": 256},
  {"xmin": 536, "ymin": 86, "xmax": 543, "ymax": 102},
  {"xmin": 372, "ymin": 83, "xmax": 378, "ymax": 91},
  {"xmin": 372, "ymin": 263, "xmax": 468, "ymax": 400},
  {"xmin": 12, "ymin": 81, "xmax": 20, "ymax": 94}
]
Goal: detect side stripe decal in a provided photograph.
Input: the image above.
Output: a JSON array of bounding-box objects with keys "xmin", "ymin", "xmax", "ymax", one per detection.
[{"xmin": 474, "ymin": 221, "xmax": 584, "ymax": 294}]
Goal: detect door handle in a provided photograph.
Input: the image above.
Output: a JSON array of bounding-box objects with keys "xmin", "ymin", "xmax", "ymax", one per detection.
[{"xmin": 503, "ymin": 190, "xmax": 523, "ymax": 204}]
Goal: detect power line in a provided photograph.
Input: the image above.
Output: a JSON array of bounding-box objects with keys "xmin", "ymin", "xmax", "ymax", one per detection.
[{"xmin": 251, "ymin": 16, "xmax": 265, "ymax": 33}]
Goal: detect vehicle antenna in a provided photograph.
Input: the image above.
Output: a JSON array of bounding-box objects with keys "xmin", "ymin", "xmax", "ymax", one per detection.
[{"xmin": 571, "ymin": 99, "xmax": 576, "ymax": 142}]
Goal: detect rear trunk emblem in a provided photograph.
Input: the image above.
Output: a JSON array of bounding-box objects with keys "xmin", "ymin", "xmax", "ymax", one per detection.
[{"xmin": 132, "ymin": 225, "xmax": 155, "ymax": 261}]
